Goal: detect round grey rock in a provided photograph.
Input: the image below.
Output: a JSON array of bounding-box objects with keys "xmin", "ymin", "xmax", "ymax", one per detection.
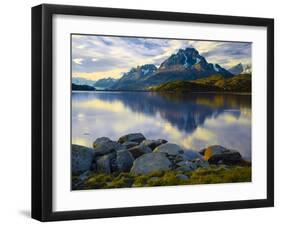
[
  {"xmin": 201, "ymin": 145, "xmax": 228, "ymax": 157},
  {"xmin": 153, "ymin": 143, "xmax": 184, "ymax": 156},
  {"xmin": 180, "ymin": 150, "xmax": 203, "ymax": 161},
  {"xmin": 116, "ymin": 150, "xmax": 134, "ymax": 172},
  {"xmin": 118, "ymin": 133, "xmax": 146, "ymax": 144},
  {"xmin": 176, "ymin": 161, "xmax": 197, "ymax": 172},
  {"xmin": 93, "ymin": 137, "xmax": 124, "ymax": 156},
  {"xmin": 130, "ymin": 152, "xmax": 172, "ymax": 175},
  {"xmin": 72, "ymin": 144, "xmax": 95, "ymax": 175}
]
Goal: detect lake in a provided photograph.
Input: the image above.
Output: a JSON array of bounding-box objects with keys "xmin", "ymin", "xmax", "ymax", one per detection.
[{"xmin": 72, "ymin": 91, "xmax": 251, "ymax": 160}]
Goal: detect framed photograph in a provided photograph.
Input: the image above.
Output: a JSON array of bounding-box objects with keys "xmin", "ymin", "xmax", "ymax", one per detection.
[{"xmin": 32, "ymin": 4, "xmax": 274, "ymax": 221}]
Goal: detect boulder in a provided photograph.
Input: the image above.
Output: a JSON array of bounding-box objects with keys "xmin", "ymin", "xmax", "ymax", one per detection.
[
  {"xmin": 116, "ymin": 150, "xmax": 134, "ymax": 172},
  {"xmin": 180, "ymin": 150, "xmax": 203, "ymax": 161},
  {"xmin": 193, "ymin": 159, "xmax": 210, "ymax": 168},
  {"xmin": 201, "ymin": 145, "xmax": 243, "ymax": 165},
  {"xmin": 175, "ymin": 161, "xmax": 197, "ymax": 172},
  {"xmin": 72, "ymin": 144, "xmax": 95, "ymax": 175},
  {"xmin": 201, "ymin": 145, "xmax": 228, "ymax": 160},
  {"xmin": 208, "ymin": 151, "xmax": 242, "ymax": 165},
  {"xmin": 141, "ymin": 139, "xmax": 167, "ymax": 150},
  {"xmin": 93, "ymin": 137, "xmax": 123, "ymax": 156},
  {"xmin": 153, "ymin": 143, "xmax": 184, "ymax": 156},
  {"xmin": 96, "ymin": 152, "xmax": 116, "ymax": 173},
  {"xmin": 128, "ymin": 143, "xmax": 152, "ymax": 159},
  {"xmin": 118, "ymin": 133, "xmax": 146, "ymax": 144},
  {"xmin": 122, "ymin": 141, "xmax": 139, "ymax": 149},
  {"xmin": 130, "ymin": 152, "xmax": 172, "ymax": 175}
]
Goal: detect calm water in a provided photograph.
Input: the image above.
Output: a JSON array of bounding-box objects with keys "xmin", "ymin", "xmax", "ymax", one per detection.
[{"xmin": 72, "ymin": 91, "xmax": 251, "ymax": 160}]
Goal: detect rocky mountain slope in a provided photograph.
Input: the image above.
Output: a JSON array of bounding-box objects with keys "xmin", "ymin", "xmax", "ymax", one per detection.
[
  {"xmin": 111, "ymin": 48, "xmax": 234, "ymax": 90},
  {"xmin": 94, "ymin": 77, "xmax": 118, "ymax": 89},
  {"xmin": 72, "ymin": 47, "xmax": 252, "ymax": 92}
]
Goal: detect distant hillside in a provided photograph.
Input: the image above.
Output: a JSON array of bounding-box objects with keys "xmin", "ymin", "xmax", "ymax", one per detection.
[
  {"xmin": 149, "ymin": 80, "xmax": 223, "ymax": 92},
  {"xmin": 72, "ymin": 83, "xmax": 96, "ymax": 91},
  {"xmin": 72, "ymin": 77, "xmax": 96, "ymax": 86},
  {"xmin": 149, "ymin": 74, "xmax": 251, "ymax": 92},
  {"xmin": 111, "ymin": 64, "xmax": 157, "ymax": 90},
  {"xmin": 227, "ymin": 63, "xmax": 252, "ymax": 75},
  {"xmin": 221, "ymin": 74, "xmax": 251, "ymax": 92},
  {"xmin": 94, "ymin": 77, "xmax": 118, "ymax": 90},
  {"xmin": 228, "ymin": 63, "xmax": 244, "ymax": 75}
]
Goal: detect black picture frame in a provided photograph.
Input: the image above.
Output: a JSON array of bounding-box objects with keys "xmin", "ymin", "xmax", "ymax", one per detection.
[{"xmin": 32, "ymin": 3, "xmax": 274, "ymax": 222}]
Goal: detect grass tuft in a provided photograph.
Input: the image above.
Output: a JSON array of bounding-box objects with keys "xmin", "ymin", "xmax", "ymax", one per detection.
[{"xmin": 76, "ymin": 166, "xmax": 251, "ymax": 190}]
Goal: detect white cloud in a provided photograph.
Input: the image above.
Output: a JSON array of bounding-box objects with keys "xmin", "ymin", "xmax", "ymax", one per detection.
[
  {"xmin": 72, "ymin": 34, "xmax": 251, "ymax": 80},
  {"xmin": 73, "ymin": 58, "xmax": 83, "ymax": 65}
]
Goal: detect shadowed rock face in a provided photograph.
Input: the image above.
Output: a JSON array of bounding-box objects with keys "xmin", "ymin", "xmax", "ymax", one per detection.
[
  {"xmin": 201, "ymin": 145, "xmax": 243, "ymax": 165},
  {"xmin": 116, "ymin": 150, "xmax": 134, "ymax": 172},
  {"xmin": 96, "ymin": 153, "xmax": 114, "ymax": 174},
  {"xmin": 93, "ymin": 137, "xmax": 124, "ymax": 156},
  {"xmin": 207, "ymin": 151, "xmax": 242, "ymax": 165},
  {"xmin": 141, "ymin": 139, "xmax": 167, "ymax": 150},
  {"xmin": 128, "ymin": 144, "xmax": 152, "ymax": 159},
  {"xmin": 72, "ymin": 144, "xmax": 95, "ymax": 175},
  {"xmin": 118, "ymin": 133, "xmax": 146, "ymax": 144},
  {"xmin": 130, "ymin": 152, "xmax": 172, "ymax": 175}
]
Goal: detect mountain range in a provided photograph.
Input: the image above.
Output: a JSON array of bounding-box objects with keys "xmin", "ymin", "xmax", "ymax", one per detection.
[
  {"xmin": 228, "ymin": 63, "xmax": 251, "ymax": 75},
  {"xmin": 94, "ymin": 77, "xmax": 118, "ymax": 89},
  {"xmin": 72, "ymin": 47, "xmax": 251, "ymax": 92},
  {"xmin": 72, "ymin": 77, "xmax": 96, "ymax": 87}
]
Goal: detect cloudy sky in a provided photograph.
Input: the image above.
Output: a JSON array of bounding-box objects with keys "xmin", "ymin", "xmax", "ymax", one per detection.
[{"xmin": 72, "ymin": 34, "xmax": 251, "ymax": 81}]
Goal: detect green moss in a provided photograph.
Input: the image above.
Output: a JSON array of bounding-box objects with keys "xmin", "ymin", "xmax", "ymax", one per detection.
[
  {"xmin": 105, "ymin": 177, "xmax": 134, "ymax": 188},
  {"xmin": 187, "ymin": 166, "xmax": 251, "ymax": 184},
  {"xmin": 76, "ymin": 166, "xmax": 251, "ymax": 190},
  {"xmin": 84, "ymin": 173, "xmax": 114, "ymax": 189},
  {"xmin": 150, "ymin": 171, "xmax": 184, "ymax": 186},
  {"xmin": 133, "ymin": 175, "xmax": 149, "ymax": 187}
]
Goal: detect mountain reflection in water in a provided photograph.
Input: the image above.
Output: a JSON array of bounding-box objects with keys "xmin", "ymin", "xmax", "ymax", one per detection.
[{"xmin": 72, "ymin": 91, "xmax": 251, "ymax": 160}]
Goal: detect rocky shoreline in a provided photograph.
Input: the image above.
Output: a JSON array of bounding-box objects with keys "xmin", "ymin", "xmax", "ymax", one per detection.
[{"xmin": 72, "ymin": 133, "xmax": 251, "ymax": 190}]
